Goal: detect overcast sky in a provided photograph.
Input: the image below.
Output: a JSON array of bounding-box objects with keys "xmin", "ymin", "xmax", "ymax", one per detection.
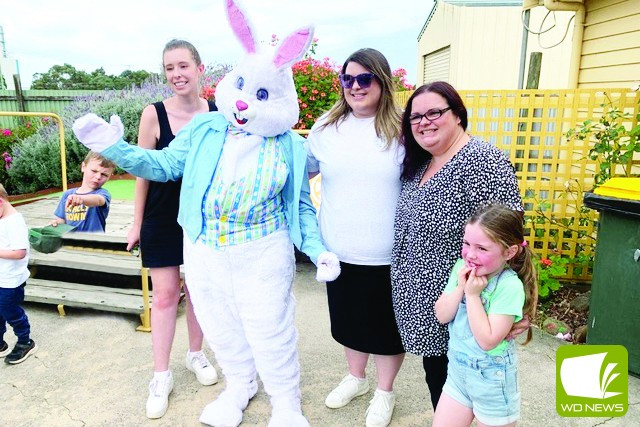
[{"xmin": 2, "ymin": 0, "xmax": 434, "ymax": 89}]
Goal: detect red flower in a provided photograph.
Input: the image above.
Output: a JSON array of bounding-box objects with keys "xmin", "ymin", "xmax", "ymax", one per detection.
[{"xmin": 541, "ymin": 258, "xmax": 553, "ymax": 267}]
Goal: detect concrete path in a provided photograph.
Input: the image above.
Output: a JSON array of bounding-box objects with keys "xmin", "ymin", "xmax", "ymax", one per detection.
[{"xmin": 1, "ymin": 262, "xmax": 638, "ymax": 426}]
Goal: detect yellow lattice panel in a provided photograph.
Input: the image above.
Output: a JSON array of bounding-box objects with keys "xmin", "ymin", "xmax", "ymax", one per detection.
[
  {"xmin": 394, "ymin": 88, "xmax": 640, "ymax": 282},
  {"xmin": 458, "ymin": 89, "xmax": 638, "ymax": 281}
]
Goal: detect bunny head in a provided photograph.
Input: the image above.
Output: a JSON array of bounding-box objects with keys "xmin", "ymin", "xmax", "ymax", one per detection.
[{"xmin": 214, "ymin": 0, "xmax": 314, "ymax": 137}]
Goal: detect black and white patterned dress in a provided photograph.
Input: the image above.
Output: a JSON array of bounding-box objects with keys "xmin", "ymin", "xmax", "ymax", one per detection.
[{"xmin": 391, "ymin": 137, "xmax": 523, "ymax": 356}]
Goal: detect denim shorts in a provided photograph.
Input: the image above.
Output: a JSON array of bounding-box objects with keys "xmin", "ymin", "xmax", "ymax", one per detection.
[{"xmin": 442, "ymin": 349, "xmax": 520, "ymax": 425}]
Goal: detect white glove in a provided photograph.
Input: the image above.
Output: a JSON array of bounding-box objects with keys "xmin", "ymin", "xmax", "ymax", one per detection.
[
  {"xmin": 72, "ymin": 113, "xmax": 124, "ymax": 152},
  {"xmin": 316, "ymin": 251, "xmax": 341, "ymax": 282}
]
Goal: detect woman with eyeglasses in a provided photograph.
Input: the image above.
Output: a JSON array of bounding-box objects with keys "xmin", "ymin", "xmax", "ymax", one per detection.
[
  {"xmin": 305, "ymin": 48, "xmax": 405, "ymax": 427},
  {"xmin": 390, "ymin": 81, "xmax": 523, "ymax": 412}
]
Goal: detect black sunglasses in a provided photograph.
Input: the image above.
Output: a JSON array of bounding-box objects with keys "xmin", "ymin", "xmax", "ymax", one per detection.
[
  {"xmin": 409, "ymin": 107, "xmax": 452, "ymax": 124},
  {"xmin": 339, "ymin": 73, "xmax": 376, "ymax": 89}
]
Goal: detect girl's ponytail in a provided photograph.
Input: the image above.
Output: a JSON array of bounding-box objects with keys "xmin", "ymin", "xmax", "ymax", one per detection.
[{"xmin": 508, "ymin": 243, "xmax": 538, "ymax": 345}]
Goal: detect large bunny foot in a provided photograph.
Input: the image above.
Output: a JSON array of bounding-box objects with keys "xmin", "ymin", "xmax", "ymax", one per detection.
[
  {"xmin": 268, "ymin": 396, "xmax": 309, "ymax": 427},
  {"xmin": 199, "ymin": 381, "xmax": 258, "ymax": 427},
  {"xmin": 268, "ymin": 409, "xmax": 310, "ymax": 427}
]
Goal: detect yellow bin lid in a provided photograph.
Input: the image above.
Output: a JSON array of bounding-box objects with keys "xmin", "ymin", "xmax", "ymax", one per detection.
[{"xmin": 593, "ymin": 177, "xmax": 640, "ymax": 201}]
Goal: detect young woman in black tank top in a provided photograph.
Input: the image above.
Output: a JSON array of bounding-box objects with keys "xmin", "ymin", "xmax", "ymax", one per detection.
[{"xmin": 126, "ymin": 39, "xmax": 219, "ymax": 420}]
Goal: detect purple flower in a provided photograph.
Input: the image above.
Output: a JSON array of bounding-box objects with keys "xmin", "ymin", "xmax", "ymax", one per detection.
[
  {"xmin": 2, "ymin": 129, "xmax": 11, "ymax": 136},
  {"xmin": 2, "ymin": 151, "xmax": 11, "ymax": 170}
]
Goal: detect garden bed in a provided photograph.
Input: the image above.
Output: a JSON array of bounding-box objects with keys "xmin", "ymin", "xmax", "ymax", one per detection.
[{"xmin": 536, "ymin": 284, "xmax": 590, "ymax": 343}]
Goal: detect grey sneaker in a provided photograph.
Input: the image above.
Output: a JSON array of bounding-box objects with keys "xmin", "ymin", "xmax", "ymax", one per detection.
[
  {"xmin": 4, "ymin": 340, "xmax": 37, "ymax": 364},
  {"xmin": 325, "ymin": 374, "xmax": 370, "ymax": 409}
]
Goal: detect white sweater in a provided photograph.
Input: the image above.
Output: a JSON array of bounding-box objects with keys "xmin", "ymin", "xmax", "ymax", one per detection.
[
  {"xmin": 305, "ymin": 114, "xmax": 403, "ymax": 265},
  {"xmin": 0, "ymin": 212, "xmax": 30, "ymax": 288}
]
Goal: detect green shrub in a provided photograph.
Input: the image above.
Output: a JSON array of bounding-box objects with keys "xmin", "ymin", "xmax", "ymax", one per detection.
[
  {"xmin": 8, "ymin": 130, "xmax": 69, "ymax": 193},
  {"xmin": 291, "ymin": 57, "xmax": 341, "ymax": 130},
  {"xmin": 1, "ymin": 119, "xmax": 50, "ymax": 191},
  {"xmin": 7, "ymin": 82, "xmax": 170, "ymax": 194},
  {"xmin": 535, "ymin": 254, "xmax": 569, "ymax": 299}
]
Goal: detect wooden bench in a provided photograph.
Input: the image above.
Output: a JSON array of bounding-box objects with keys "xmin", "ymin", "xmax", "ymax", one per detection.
[{"xmin": 26, "ymin": 232, "xmax": 153, "ymax": 332}]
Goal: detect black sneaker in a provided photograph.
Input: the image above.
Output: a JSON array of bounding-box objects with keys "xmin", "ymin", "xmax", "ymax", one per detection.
[
  {"xmin": 0, "ymin": 340, "xmax": 9, "ymax": 357},
  {"xmin": 4, "ymin": 339, "xmax": 37, "ymax": 364}
]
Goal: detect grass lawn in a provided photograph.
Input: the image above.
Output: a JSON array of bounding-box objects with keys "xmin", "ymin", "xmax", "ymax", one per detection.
[
  {"xmin": 49, "ymin": 178, "xmax": 136, "ymax": 201},
  {"xmin": 15, "ymin": 177, "xmax": 136, "ymax": 205},
  {"xmin": 103, "ymin": 178, "xmax": 136, "ymax": 200}
]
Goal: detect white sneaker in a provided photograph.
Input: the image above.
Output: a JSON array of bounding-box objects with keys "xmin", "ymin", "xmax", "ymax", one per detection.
[
  {"xmin": 146, "ymin": 372, "xmax": 174, "ymax": 419},
  {"xmin": 186, "ymin": 351, "xmax": 218, "ymax": 386},
  {"xmin": 365, "ymin": 389, "xmax": 395, "ymax": 427},
  {"xmin": 325, "ymin": 374, "xmax": 370, "ymax": 409}
]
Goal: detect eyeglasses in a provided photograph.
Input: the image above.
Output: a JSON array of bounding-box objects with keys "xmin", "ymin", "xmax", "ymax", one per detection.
[
  {"xmin": 339, "ymin": 73, "xmax": 376, "ymax": 89},
  {"xmin": 409, "ymin": 107, "xmax": 452, "ymax": 125}
]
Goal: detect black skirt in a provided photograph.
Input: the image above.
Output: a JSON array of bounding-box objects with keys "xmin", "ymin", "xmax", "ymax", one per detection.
[
  {"xmin": 140, "ymin": 221, "xmax": 183, "ymax": 268},
  {"xmin": 326, "ymin": 262, "xmax": 404, "ymax": 355}
]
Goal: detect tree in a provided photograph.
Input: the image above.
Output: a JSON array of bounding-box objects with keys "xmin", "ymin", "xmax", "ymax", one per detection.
[
  {"xmin": 31, "ymin": 64, "xmax": 159, "ymax": 90},
  {"xmin": 117, "ymin": 70, "xmax": 154, "ymax": 89}
]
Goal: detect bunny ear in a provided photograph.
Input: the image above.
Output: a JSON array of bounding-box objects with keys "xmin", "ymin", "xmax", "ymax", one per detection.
[
  {"xmin": 225, "ymin": 0, "xmax": 256, "ymax": 54},
  {"xmin": 273, "ymin": 27, "xmax": 315, "ymax": 69}
]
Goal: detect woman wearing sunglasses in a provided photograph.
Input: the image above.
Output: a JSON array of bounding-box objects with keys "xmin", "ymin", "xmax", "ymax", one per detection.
[
  {"xmin": 305, "ymin": 48, "xmax": 404, "ymax": 427},
  {"xmin": 390, "ymin": 81, "xmax": 525, "ymax": 413}
]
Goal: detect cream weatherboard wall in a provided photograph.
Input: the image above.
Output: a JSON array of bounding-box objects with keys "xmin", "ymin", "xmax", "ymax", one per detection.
[
  {"xmin": 524, "ymin": 6, "xmax": 575, "ymax": 89},
  {"xmin": 417, "ymin": 2, "xmax": 524, "ymax": 89},
  {"xmin": 417, "ymin": 1, "xmax": 574, "ymax": 89},
  {"xmin": 578, "ymin": 0, "xmax": 640, "ymax": 88}
]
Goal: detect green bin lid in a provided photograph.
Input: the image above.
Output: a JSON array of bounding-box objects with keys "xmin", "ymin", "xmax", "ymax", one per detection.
[
  {"xmin": 584, "ymin": 191, "xmax": 640, "ymax": 218},
  {"xmin": 28, "ymin": 224, "xmax": 76, "ymax": 253}
]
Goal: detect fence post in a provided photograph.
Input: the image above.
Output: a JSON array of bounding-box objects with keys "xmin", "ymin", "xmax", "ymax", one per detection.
[
  {"xmin": 13, "ymin": 74, "xmax": 27, "ymax": 113},
  {"xmin": 526, "ymin": 52, "xmax": 542, "ymax": 89}
]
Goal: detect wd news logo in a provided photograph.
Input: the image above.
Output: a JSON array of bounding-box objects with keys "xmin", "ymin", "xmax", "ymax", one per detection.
[{"xmin": 556, "ymin": 345, "xmax": 628, "ymax": 417}]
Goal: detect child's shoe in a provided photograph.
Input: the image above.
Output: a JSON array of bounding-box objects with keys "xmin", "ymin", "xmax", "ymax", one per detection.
[
  {"xmin": 4, "ymin": 339, "xmax": 37, "ymax": 364},
  {"xmin": 146, "ymin": 371, "xmax": 174, "ymax": 419},
  {"xmin": 0, "ymin": 340, "xmax": 10, "ymax": 357},
  {"xmin": 186, "ymin": 350, "xmax": 218, "ymax": 385}
]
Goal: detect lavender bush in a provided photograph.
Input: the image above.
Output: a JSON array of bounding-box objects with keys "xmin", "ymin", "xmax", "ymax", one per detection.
[{"xmin": 7, "ymin": 82, "xmax": 171, "ymax": 194}]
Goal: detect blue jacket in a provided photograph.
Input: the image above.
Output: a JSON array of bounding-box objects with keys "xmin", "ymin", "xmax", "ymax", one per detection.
[{"xmin": 102, "ymin": 112, "xmax": 326, "ymax": 263}]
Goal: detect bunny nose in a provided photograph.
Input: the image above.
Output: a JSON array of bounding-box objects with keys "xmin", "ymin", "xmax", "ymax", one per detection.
[{"xmin": 236, "ymin": 100, "xmax": 248, "ymax": 111}]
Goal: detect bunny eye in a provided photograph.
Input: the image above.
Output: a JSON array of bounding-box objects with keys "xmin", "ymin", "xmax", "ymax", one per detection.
[
  {"xmin": 236, "ymin": 76, "xmax": 245, "ymax": 90},
  {"xmin": 256, "ymin": 88, "xmax": 269, "ymax": 101}
]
